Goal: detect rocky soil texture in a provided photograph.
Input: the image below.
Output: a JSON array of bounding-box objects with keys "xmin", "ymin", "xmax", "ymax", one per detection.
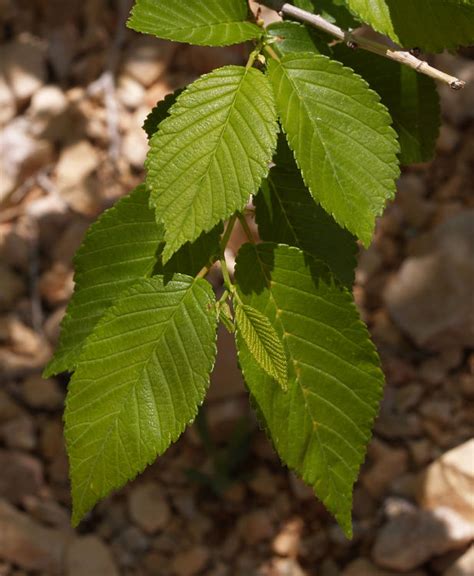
[{"xmin": 1, "ymin": 1, "xmax": 473, "ymax": 575}]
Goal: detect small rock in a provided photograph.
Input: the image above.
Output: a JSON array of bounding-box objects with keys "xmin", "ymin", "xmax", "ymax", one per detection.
[
  {"xmin": 24, "ymin": 498, "xmax": 70, "ymax": 527},
  {"xmin": 117, "ymin": 74, "xmax": 145, "ymax": 109},
  {"xmin": 343, "ymin": 558, "xmax": 424, "ymax": 576},
  {"xmin": 22, "ymin": 374, "xmax": 64, "ymax": 410},
  {"xmin": 67, "ymin": 536, "xmax": 118, "ymax": 576},
  {"xmin": 28, "ymin": 85, "xmax": 68, "ymax": 139},
  {"xmin": 1, "ymin": 38, "xmax": 47, "ymax": 103},
  {"xmin": 0, "ymin": 450, "xmax": 43, "ymax": 503},
  {"xmin": 417, "ymin": 439, "xmax": 474, "ymax": 523},
  {"xmin": 420, "ymin": 397, "xmax": 453, "ymax": 426},
  {"xmin": 444, "ymin": 545, "xmax": 474, "ymax": 576},
  {"xmin": 0, "ymin": 265, "xmax": 25, "ymax": 311},
  {"xmin": 171, "ymin": 546, "xmax": 210, "ymax": 576},
  {"xmin": 122, "ymin": 126, "xmax": 148, "ymax": 169},
  {"xmin": 238, "ymin": 510, "xmax": 274, "ymax": 546},
  {"xmin": 40, "ymin": 419, "xmax": 65, "ymax": 461},
  {"xmin": 249, "ymin": 467, "xmax": 278, "ymax": 498},
  {"xmin": 384, "ymin": 211, "xmax": 474, "ymax": 350},
  {"xmin": 0, "ymin": 74, "xmax": 15, "ymax": 125},
  {"xmin": 269, "ymin": 557, "xmax": 307, "ymax": 576},
  {"xmin": 39, "ymin": 262, "xmax": 74, "ymax": 306},
  {"xmin": 123, "ymin": 38, "xmax": 177, "ymax": 87},
  {"xmin": 0, "ymin": 117, "xmax": 54, "ymax": 200},
  {"xmin": 319, "ymin": 559, "xmax": 340, "ymax": 576},
  {"xmin": 272, "ymin": 518, "xmax": 303, "ymax": 558},
  {"xmin": 410, "ymin": 439, "xmax": 434, "ymax": 467},
  {"xmin": 362, "ymin": 439, "xmax": 408, "ymax": 499},
  {"xmin": 128, "ymin": 482, "xmax": 171, "ymax": 534},
  {"xmin": 372, "ymin": 507, "xmax": 474, "ymax": 571},
  {"xmin": 0, "ymin": 499, "xmax": 70, "ymax": 573},
  {"xmin": 0, "ymin": 390, "xmax": 23, "ymax": 424},
  {"xmin": 55, "ymin": 140, "xmax": 101, "ymax": 215},
  {"xmin": 1, "ymin": 416, "xmax": 36, "ymax": 451}
]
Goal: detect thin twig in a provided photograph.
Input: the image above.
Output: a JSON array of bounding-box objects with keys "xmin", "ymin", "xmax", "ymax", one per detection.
[{"xmin": 258, "ymin": 0, "xmax": 465, "ymax": 90}]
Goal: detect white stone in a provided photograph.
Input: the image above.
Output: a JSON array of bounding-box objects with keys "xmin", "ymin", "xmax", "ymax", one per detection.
[
  {"xmin": 444, "ymin": 545, "xmax": 474, "ymax": 576},
  {"xmin": 372, "ymin": 507, "xmax": 474, "ymax": 571},
  {"xmin": 418, "ymin": 439, "xmax": 474, "ymax": 523}
]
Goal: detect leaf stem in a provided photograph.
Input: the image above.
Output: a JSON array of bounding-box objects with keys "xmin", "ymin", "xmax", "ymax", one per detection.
[
  {"xmin": 220, "ymin": 214, "xmax": 238, "ymax": 253},
  {"xmin": 263, "ymin": 44, "xmax": 281, "ymax": 62},
  {"xmin": 237, "ymin": 212, "xmax": 256, "ymax": 244},
  {"xmin": 258, "ymin": 1, "xmax": 466, "ymax": 90}
]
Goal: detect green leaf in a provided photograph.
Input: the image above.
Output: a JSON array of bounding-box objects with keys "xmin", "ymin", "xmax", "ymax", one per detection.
[
  {"xmin": 346, "ymin": 0, "xmax": 474, "ymax": 52},
  {"xmin": 333, "ymin": 45, "xmax": 440, "ymax": 165},
  {"xmin": 294, "ymin": 0, "xmax": 361, "ymax": 29},
  {"xmin": 266, "ymin": 21, "xmax": 330, "ymax": 57},
  {"xmin": 66, "ymin": 275, "xmax": 218, "ymax": 525},
  {"xmin": 235, "ymin": 302, "xmax": 288, "ymax": 390},
  {"xmin": 128, "ymin": 0, "xmax": 262, "ymax": 46},
  {"xmin": 147, "ymin": 65, "xmax": 278, "ymax": 262},
  {"xmin": 219, "ymin": 301, "xmax": 235, "ymax": 333},
  {"xmin": 143, "ymin": 89, "xmax": 183, "ymax": 140},
  {"xmin": 153, "ymin": 224, "xmax": 223, "ymax": 281},
  {"xmin": 44, "ymin": 185, "xmax": 162, "ymax": 377},
  {"xmin": 268, "ymin": 53, "xmax": 399, "ymax": 246},
  {"xmin": 255, "ymin": 135, "xmax": 357, "ymax": 287},
  {"xmin": 235, "ymin": 243, "xmax": 384, "ymax": 537}
]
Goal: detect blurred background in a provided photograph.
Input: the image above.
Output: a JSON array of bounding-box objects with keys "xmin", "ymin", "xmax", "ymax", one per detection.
[{"xmin": 0, "ymin": 1, "xmax": 473, "ymax": 575}]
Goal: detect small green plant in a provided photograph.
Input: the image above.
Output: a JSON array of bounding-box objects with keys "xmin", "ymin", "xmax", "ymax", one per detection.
[{"xmin": 45, "ymin": 0, "xmax": 472, "ymax": 536}]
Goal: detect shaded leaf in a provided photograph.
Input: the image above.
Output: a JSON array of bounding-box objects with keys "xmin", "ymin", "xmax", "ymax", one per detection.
[
  {"xmin": 333, "ymin": 44, "xmax": 440, "ymax": 164},
  {"xmin": 235, "ymin": 243, "xmax": 384, "ymax": 537},
  {"xmin": 268, "ymin": 53, "xmax": 399, "ymax": 246},
  {"xmin": 143, "ymin": 89, "xmax": 183, "ymax": 140},
  {"xmin": 256, "ymin": 135, "xmax": 358, "ymax": 287},
  {"xmin": 346, "ymin": 0, "xmax": 474, "ymax": 52}
]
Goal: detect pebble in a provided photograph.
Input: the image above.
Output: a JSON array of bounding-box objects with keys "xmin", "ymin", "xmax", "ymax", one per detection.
[
  {"xmin": 0, "ymin": 38, "xmax": 47, "ymax": 103},
  {"xmin": 417, "ymin": 439, "xmax": 474, "ymax": 523},
  {"xmin": 343, "ymin": 558, "xmax": 425, "ymax": 576},
  {"xmin": 0, "ymin": 117, "xmax": 54, "ymax": 200},
  {"xmin": 372, "ymin": 507, "xmax": 474, "ymax": 571},
  {"xmin": 171, "ymin": 546, "xmax": 210, "ymax": 576},
  {"xmin": 0, "ymin": 74, "xmax": 15, "ymax": 125},
  {"xmin": 0, "ymin": 264, "xmax": 25, "ymax": 312},
  {"xmin": 0, "ymin": 499, "xmax": 70, "ymax": 573},
  {"xmin": 128, "ymin": 482, "xmax": 171, "ymax": 534},
  {"xmin": 237, "ymin": 510, "xmax": 274, "ymax": 546},
  {"xmin": 67, "ymin": 536, "xmax": 119, "ymax": 576},
  {"xmin": 444, "ymin": 545, "xmax": 474, "ymax": 576},
  {"xmin": 384, "ymin": 211, "xmax": 474, "ymax": 350},
  {"xmin": 0, "ymin": 450, "xmax": 43, "ymax": 504},
  {"xmin": 1, "ymin": 416, "xmax": 36, "ymax": 451},
  {"xmin": 123, "ymin": 37, "xmax": 177, "ymax": 87},
  {"xmin": 55, "ymin": 140, "xmax": 101, "ymax": 215},
  {"xmin": 22, "ymin": 374, "xmax": 64, "ymax": 410},
  {"xmin": 272, "ymin": 518, "xmax": 303, "ymax": 558},
  {"xmin": 362, "ymin": 439, "xmax": 408, "ymax": 499}
]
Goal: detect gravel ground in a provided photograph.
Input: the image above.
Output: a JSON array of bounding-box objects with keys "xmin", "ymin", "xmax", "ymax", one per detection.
[{"xmin": 0, "ymin": 1, "xmax": 473, "ymax": 575}]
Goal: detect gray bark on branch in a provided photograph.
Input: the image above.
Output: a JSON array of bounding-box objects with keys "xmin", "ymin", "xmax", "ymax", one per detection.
[{"xmin": 258, "ymin": 0, "xmax": 465, "ymax": 90}]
